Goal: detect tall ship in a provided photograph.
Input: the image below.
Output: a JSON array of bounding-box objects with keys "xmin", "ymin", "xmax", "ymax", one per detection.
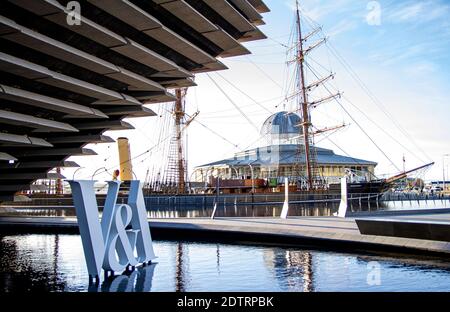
[
  {"xmin": 18, "ymin": 0, "xmax": 433, "ymax": 199},
  {"xmin": 179, "ymin": 0, "xmax": 433, "ymax": 196}
]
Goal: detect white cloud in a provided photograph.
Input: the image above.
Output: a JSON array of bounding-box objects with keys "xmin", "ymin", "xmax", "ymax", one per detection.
[
  {"xmin": 284, "ymin": 0, "xmax": 356, "ymax": 22},
  {"xmin": 403, "ymin": 61, "xmax": 437, "ymax": 76},
  {"xmin": 389, "ymin": 3, "xmax": 423, "ymax": 21},
  {"xmin": 387, "ymin": 0, "xmax": 450, "ymax": 24},
  {"xmin": 380, "ymin": 44, "xmax": 426, "ymax": 66},
  {"xmin": 328, "ymin": 19, "xmax": 357, "ymax": 37}
]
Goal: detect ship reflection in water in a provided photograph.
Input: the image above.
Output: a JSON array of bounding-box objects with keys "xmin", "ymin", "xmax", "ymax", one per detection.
[
  {"xmin": 1, "ymin": 234, "xmax": 450, "ymax": 292},
  {"xmin": 3, "ymin": 197, "xmax": 449, "ymax": 219}
]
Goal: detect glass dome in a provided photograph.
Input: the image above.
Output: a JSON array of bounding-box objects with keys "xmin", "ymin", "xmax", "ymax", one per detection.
[{"xmin": 261, "ymin": 111, "xmax": 303, "ymax": 145}]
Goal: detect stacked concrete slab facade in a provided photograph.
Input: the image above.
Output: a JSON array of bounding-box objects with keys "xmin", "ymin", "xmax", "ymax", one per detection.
[{"xmin": 0, "ymin": 0, "xmax": 269, "ymax": 201}]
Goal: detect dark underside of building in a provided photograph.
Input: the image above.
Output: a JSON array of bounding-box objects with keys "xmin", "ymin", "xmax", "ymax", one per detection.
[{"xmin": 0, "ymin": 0, "xmax": 269, "ymax": 201}]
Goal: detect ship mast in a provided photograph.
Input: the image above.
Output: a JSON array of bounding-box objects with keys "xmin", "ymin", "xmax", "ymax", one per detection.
[
  {"xmin": 175, "ymin": 88, "xmax": 186, "ymax": 194},
  {"xmin": 295, "ymin": 0, "xmax": 314, "ymax": 190},
  {"xmin": 160, "ymin": 88, "xmax": 199, "ymax": 194}
]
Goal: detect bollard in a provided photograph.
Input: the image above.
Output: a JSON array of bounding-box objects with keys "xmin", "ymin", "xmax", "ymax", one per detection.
[
  {"xmin": 335, "ymin": 177, "xmax": 348, "ymax": 218},
  {"xmin": 280, "ymin": 178, "xmax": 289, "ymax": 219},
  {"xmin": 211, "ymin": 201, "xmax": 218, "ymax": 219}
]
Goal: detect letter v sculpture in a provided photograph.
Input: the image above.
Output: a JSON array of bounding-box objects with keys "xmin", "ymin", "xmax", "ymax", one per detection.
[{"xmin": 68, "ymin": 180, "xmax": 156, "ymax": 282}]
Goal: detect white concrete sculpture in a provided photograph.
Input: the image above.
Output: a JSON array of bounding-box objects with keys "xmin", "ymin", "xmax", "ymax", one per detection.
[
  {"xmin": 336, "ymin": 177, "xmax": 348, "ymax": 218},
  {"xmin": 280, "ymin": 178, "xmax": 289, "ymax": 219},
  {"xmin": 211, "ymin": 201, "xmax": 218, "ymax": 219},
  {"xmin": 68, "ymin": 180, "xmax": 156, "ymax": 280}
]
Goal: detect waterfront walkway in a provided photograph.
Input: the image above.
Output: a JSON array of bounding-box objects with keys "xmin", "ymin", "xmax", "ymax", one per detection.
[{"xmin": 1, "ymin": 212, "xmax": 449, "ymax": 256}]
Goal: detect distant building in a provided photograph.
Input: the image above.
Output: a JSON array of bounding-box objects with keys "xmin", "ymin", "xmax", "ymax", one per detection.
[{"xmin": 193, "ymin": 112, "xmax": 377, "ymax": 186}]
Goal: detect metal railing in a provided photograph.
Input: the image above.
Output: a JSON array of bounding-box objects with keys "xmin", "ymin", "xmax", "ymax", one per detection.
[{"xmin": 1, "ymin": 192, "xmax": 449, "ymax": 218}]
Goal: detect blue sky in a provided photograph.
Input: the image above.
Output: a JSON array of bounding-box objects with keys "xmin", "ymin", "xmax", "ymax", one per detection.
[{"xmin": 66, "ymin": 0, "xmax": 450, "ymax": 182}]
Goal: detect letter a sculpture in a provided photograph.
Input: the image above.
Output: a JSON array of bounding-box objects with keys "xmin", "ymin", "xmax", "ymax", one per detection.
[{"xmin": 68, "ymin": 180, "xmax": 156, "ymax": 281}]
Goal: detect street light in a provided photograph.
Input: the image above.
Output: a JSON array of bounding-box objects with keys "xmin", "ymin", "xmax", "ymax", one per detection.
[
  {"xmin": 229, "ymin": 165, "xmax": 239, "ymax": 179},
  {"xmin": 248, "ymin": 160, "xmax": 258, "ymax": 194},
  {"xmin": 91, "ymin": 167, "xmax": 110, "ymax": 180},
  {"xmin": 72, "ymin": 167, "xmax": 85, "ymax": 180},
  {"xmin": 188, "ymin": 170, "xmax": 203, "ymax": 194},
  {"xmin": 204, "ymin": 166, "xmax": 215, "ymax": 190}
]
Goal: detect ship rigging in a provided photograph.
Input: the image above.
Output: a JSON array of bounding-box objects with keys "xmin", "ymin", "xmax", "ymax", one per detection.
[{"xmin": 76, "ymin": 0, "xmax": 435, "ymax": 197}]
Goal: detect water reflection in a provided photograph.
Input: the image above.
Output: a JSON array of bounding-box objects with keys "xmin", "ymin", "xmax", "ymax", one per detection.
[
  {"xmin": 147, "ymin": 205, "xmax": 338, "ymax": 218},
  {"xmin": 88, "ymin": 264, "xmax": 157, "ymax": 293},
  {"xmin": 265, "ymin": 249, "xmax": 314, "ymax": 292},
  {"xmin": 175, "ymin": 243, "xmax": 185, "ymax": 292},
  {"xmin": 3, "ymin": 197, "xmax": 449, "ymax": 219},
  {"xmin": 216, "ymin": 244, "xmax": 221, "ymax": 275},
  {"xmin": 0, "ymin": 235, "xmax": 68, "ymax": 292},
  {"xmin": 1, "ymin": 234, "xmax": 450, "ymax": 292}
]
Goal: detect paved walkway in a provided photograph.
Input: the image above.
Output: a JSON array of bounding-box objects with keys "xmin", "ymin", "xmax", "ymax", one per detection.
[{"xmin": 1, "ymin": 213, "xmax": 449, "ymax": 256}]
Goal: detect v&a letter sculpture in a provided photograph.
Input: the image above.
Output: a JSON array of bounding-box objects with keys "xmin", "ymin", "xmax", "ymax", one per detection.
[{"xmin": 68, "ymin": 180, "xmax": 156, "ymax": 281}]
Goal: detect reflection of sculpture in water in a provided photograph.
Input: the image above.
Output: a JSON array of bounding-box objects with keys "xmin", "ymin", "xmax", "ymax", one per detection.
[
  {"xmin": 53, "ymin": 234, "xmax": 59, "ymax": 287},
  {"xmin": 88, "ymin": 263, "xmax": 157, "ymax": 292},
  {"xmin": 301, "ymin": 252, "xmax": 313, "ymax": 292},
  {"xmin": 175, "ymin": 243, "xmax": 186, "ymax": 292},
  {"xmin": 265, "ymin": 249, "xmax": 314, "ymax": 292},
  {"xmin": 216, "ymin": 244, "xmax": 221, "ymax": 275}
]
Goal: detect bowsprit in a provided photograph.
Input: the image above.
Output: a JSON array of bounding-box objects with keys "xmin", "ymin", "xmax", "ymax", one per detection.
[{"xmin": 68, "ymin": 180, "xmax": 157, "ymax": 282}]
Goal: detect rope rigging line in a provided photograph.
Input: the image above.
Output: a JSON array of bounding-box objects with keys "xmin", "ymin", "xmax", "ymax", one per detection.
[
  {"xmin": 85, "ymin": 103, "xmax": 175, "ymax": 181},
  {"xmin": 206, "ymin": 73, "xmax": 260, "ymax": 133},
  {"xmin": 298, "ymin": 6, "xmax": 432, "ymax": 164},
  {"xmin": 267, "ymin": 36, "xmax": 290, "ymax": 49},
  {"xmin": 291, "ymin": 12, "xmax": 414, "ymax": 172},
  {"xmin": 199, "ymin": 95, "xmax": 284, "ymax": 116},
  {"xmin": 149, "ymin": 105, "xmax": 240, "ymax": 169},
  {"xmin": 187, "ymin": 113, "xmax": 240, "ymax": 149},
  {"xmin": 304, "ymin": 61, "xmax": 401, "ymax": 172},
  {"xmin": 305, "ymin": 58, "xmax": 427, "ymax": 164},
  {"xmin": 213, "ymin": 72, "xmax": 274, "ymax": 114},
  {"xmin": 341, "ymin": 95, "xmax": 427, "ymax": 164},
  {"xmin": 245, "ymin": 56, "xmax": 284, "ymax": 90},
  {"xmin": 81, "ymin": 133, "xmax": 173, "ymax": 180},
  {"xmin": 214, "ymin": 111, "xmax": 297, "ymax": 166},
  {"xmin": 325, "ymin": 41, "xmax": 433, "ymax": 163},
  {"xmin": 311, "ymin": 125, "xmax": 379, "ymax": 180}
]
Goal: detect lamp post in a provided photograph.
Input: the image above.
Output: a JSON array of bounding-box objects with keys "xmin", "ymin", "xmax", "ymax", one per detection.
[
  {"xmin": 248, "ymin": 164, "xmax": 254, "ymax": 193},
  {"xmin": 248, "ymin": 160, "xmax": 257, "ymax": 193},
  {"xmin": 204, "ymin": 166, "xmax": 215, "ymax": 190},
  {"xmin": 229, "ymin": 165, "xmax": 239, "ymax": 179},
  {"xmin": 72, "ymin": 167, "xmax": 85, "ymax": 180},
  {"xmin": 188, "ymin": 170, "xmax": 199, "ymax": 193},
  {"xmin": 91, "ymin": 167, "xmax": 108, "ymax": 180}
]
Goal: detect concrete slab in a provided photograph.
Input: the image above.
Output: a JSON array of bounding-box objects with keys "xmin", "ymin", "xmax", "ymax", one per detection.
[
  {"xmin": 356, "ymin": 216, "xmax": 450, "ymax": 242},
  {"xmin": 0, "ymin": 213, "xmax": 449, "ymax": 256}
]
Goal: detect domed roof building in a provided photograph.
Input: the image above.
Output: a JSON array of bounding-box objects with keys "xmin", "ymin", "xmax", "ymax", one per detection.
[{"xmin": 193, "ymin": 111, "xmax": 377, "ymax": 192}]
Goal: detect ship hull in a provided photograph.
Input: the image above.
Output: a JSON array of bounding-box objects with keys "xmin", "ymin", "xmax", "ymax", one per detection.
[{"xmin": 329, "ymin": 180, "xmax": 389, "ymax": 194}]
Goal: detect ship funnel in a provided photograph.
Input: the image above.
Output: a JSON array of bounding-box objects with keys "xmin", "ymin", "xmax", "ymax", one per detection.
[{"xmin": 117, "ymin": 137, "xmax": 133, "ymax": 181}]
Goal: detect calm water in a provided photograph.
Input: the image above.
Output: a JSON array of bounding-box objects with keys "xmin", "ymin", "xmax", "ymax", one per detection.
[
  {"xmin": 3, "ymin": 197, "xmax": 449, "ymax": 218},
  {"xmin": 1, "ymin": 234, "xmax": 450, "ymax": 292}
]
